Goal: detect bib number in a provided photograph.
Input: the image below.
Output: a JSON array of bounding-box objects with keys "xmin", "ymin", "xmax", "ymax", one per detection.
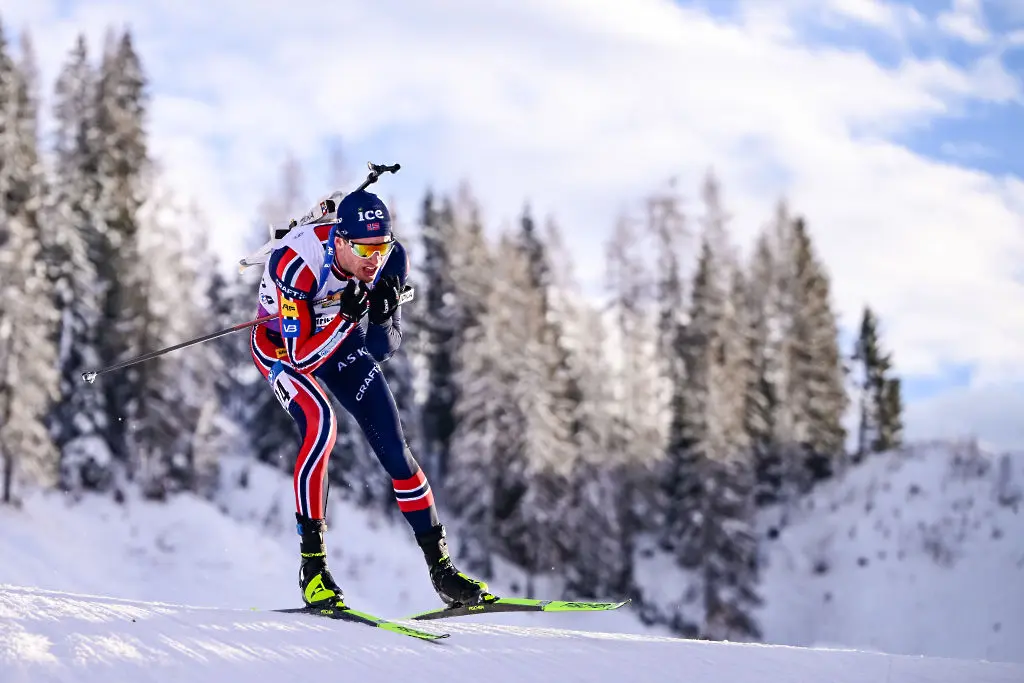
[{"xmin": 269, "ymin": 362, "xmax": 297, "ymax": 410}]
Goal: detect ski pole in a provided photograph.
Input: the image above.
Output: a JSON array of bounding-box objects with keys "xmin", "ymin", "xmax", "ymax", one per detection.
[
  {"xmin": 355, "ymin": 162, "xmax": 400, "ymax": 192},
  {"xmin": 240, "ymin": 161, "xmax": 401, "ymax": 272},
  {"xmin": 81, "ymin": 286, "xmax": 414, "ymax": 384}
]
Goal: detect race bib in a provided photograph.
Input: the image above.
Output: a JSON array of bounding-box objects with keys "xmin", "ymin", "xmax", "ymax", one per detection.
[{"xmin": 270, "ymin": 365, "xmax": 298, "ymax": 409}]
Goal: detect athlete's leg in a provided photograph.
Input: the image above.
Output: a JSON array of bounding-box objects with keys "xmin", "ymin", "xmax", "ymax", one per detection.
[
  {"xmin": 317, "ymin": 353, "xmax": 438, "ymax": 534},
  {"xmin": 252, "ymin": 325, "xmax": 344, "ymax": 607},
  {"xmin": 316, "ymin": 350, "xmax": 490, "ymax": 607},
  {"xmin": 252, "ymin": 326, "xmax": 336, "ymax": 519}
]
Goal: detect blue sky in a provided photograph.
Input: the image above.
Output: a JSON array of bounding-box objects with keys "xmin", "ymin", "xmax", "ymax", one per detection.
[{"xmin": 1, "ymin": 0, "xmax": 1023, "ymax": 449}]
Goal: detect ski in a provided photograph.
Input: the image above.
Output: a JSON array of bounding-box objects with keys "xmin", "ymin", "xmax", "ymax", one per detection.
[
  {"xmin": 405, "ymin": 597, "xmax": 632, "ymax": 621},
  {"xmin": 272, "ymin": 604, "xmax": 448, "ymax": 641}
]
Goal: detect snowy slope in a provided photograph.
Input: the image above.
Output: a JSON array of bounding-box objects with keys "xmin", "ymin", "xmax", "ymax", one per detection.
[
  {"xmin": 0, "ymin": 455, "xmax": 655, "ymax": 637},
  {"xmin": 759, "ymin": 441, "xmax": 1024, "ymax": 664},
  {"xmin": 635, "ymin": 441, "xmax": 1024, "ymax": 664},
  {"xmin": 1, "ymin": 443, "xmax": 1021, "ymax": 670},
  {"xmin": 3, "ymin": 585, "xmax": 1022, "ymax": 683}
]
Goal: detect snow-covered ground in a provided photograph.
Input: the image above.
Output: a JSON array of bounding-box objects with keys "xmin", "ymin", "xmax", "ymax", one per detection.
[
  {"xmin": 3, "ymin": 585, "xmax": 1022, "ymax": 683},
  {"xmin": 0, "ymin": 454, "xmax": 657, "ymax": 637},
  {"xmin": 758, "ymin": 441, "xmax": 1024, "ymax": 664},
  {"xmin": 1, "ymin": 441, "xmax": 1022, "ymax": 676},
  {"xmin": 634, "ymin": 441, "xmax": 1024, "ymax": 664}
]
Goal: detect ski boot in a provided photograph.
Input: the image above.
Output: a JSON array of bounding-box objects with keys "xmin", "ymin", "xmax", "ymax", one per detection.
[
  {"xmin": 296, "ymin": 513, "xmax": 345, "ymax": 608},
  {"xmin": 415, "ymin": 524, "xmax": 493, "ymax": 607}
]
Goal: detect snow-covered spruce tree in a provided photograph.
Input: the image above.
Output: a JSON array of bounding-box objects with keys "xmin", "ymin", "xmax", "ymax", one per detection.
[
  {"xmin": 504, "ymin": 210, "xmax": 577, "ymax": 592},
  {"xmin": 698, "ymin": 454, "xmax": 762, "ymax": 642},
  {"xmin": 418, "ymin": 190, "xmax": 461, "ymax": 488},
  {"xmin": 602, "ymin": 211, "xmax": 666, "ymax": 551},
  {"xmin": 541, "ymin": 219, "xmax": 633, "ymax": 599},
  {"xmin": 129, "ymin": 185, "xmax": 222, "ymax": 498},
  {"xmin": 90, "ymin": 29, "xmax": 153, "ymax": 487},
  {"xmin": 0, "ymin": 25, "xmax": 60, "ymax": 503},
  {"xmin": 743, "ymin": 233, "xmax": 781, "ymax": 507},
  {"xmin": 659, "ymin": 174, "xmax": 762, "ymax": 641},
  {"xmin": 445, "ymin": 194, "xmax": 498, "ymax": 576},
  {"xmin": 754, "ymin": 202, "xmax": 848, "ymax": 499},
  {"xmin": 660, "ymin": 237, "xmax": 718, "ymax": 635},
  {"xmin": 206, "ymin": 257, "xmax": 259, "ymax": 457},
  {"xmin": 450, "ymin": 234, "xmax": 532, "ymax": 577},
  {"xmin": 45, "ymin": 34, "xmax": 110, "ymax": 492},
  {"xmin": 650, "ymin": 180, "xmax": 690, "ymax": 391},
  {"xmin": 851, "ymin": 305, "xmax": 902, "ymax": 461},
  {"xmin": 786, "ymin": 217, "xmax": 848, "ymax": 484},
  {"xmin": 879, "ymin": 375, "xmax": 903, "ymax": 452}
]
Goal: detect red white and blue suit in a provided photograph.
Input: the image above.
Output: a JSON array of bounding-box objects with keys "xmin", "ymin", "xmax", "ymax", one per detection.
[{"xmin": 250, "ymin": 220, "xmax": 437, "ymax": 533}]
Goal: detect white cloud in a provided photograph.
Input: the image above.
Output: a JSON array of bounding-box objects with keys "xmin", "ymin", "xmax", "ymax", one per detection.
[
  {"xmin": 824, "ymin": 0, "xmax": 926, "ymax": 35},
  {"xmin": 1, "ymin": 0, "xmax": 1023, "ymax": 445},
  {"xmin": 936, "ymin": 0, "xmax": 991, "ymax": 45}
]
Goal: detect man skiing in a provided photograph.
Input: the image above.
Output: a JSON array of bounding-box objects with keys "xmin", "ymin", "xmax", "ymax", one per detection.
[{"xmin": 249, "ymin": 188, "xmax": 491, "ymax": 610}]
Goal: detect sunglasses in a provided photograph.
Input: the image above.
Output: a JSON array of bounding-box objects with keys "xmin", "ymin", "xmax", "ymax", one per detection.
[{"xmin": 345, "ymin": 238, "xmax": 394, "ymax": 258}]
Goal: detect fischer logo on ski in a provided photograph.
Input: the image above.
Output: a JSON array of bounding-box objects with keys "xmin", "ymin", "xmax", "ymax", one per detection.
[{"xmin": 404, "ymin": 597, "xmax": 631, "ymax": 621}]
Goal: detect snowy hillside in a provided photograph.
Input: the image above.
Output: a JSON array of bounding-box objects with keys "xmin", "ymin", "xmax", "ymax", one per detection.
[
  {"xmin": 3, "ymin": 586, "xmax": 1023, "ymax": 683},
  {"xmin": 636, "ymin": 441, "xmax": 1024, "ymax": 664},
  {"xmin": 1, "ymin": 443, "xmax": 1021, "ymax": 670},
  {"xmin": 0, "ymin": 455, "xmax": 656, "ymax": 638}
]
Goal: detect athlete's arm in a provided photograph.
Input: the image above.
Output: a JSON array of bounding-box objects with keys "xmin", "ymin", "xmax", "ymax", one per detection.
[
  {"xmin": 366, "ymin": 245, "xmax": 409, "ymax": 363},
  {"xmin": 366, "ymin": 296, "xmax": 403, "ymax": 363},
  {"xmin": 269, "ymin": 246, "xmax": 357, "ymax": 374}
]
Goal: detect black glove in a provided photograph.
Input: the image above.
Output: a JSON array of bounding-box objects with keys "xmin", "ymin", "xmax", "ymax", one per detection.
[
  {"xmin": 338, "ymin": 279, "xmax": 369, "ymax": 322},
  {"xmin": 369, "ymin": 275, "xmax": 402, "ymax": 325}
]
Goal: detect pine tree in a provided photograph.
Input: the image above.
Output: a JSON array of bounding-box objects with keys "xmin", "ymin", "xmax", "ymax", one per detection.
[
  {"xmin": 662, "ymin": 238, "xmax": 718, "ymax": 566},
  {"xmin": 0, "ymin": 25, "xmax": 59, "ymax": 502},
  {"xmin": 757, "ymin": 203, "xmax": 849, "ymax": 496},
  {"xmin": 510, "ymin": 219, "xmax": 576, "ymax": 589},
  {"xmin": 852, "ymin": 306, "xmax": 903, "ymax": 460},
  {"xmin": 787, "ymin": 217, "xmax": 848, "ymax": 483},
  {"xmin": 535, "ymin": 221, "xmax": 633, "ymax": 598},
  {"xmin": 562, "ymin": 456, "xmax": 634, "ymax": 599},
  {"xmin": 448, "ymin": 233, "xmax": 527, "ymax": 576},
  {"xmin": 880, "ymin": 377, "xmax": 903, "ymax": 450},
  {"xmin": 419, "ymin": 191, "xmax": 460, "ymax": 487},
  {"xmin": 516, "ymin": 204, "xmax": 548, "ymax": 314},
  {"xmin": 743, "ymin": 234, "xmax": 781, "ymax": 506},
  {"xmin": 602, "ymin": 211, "xmax": 664, "ymax": 543},
  {"xmin": 130, "ymin": 190, "xmax": 223, "ymax": 498},
  {"xmin": 92, "ymin": 29, "xmax": 152, "ymax": 483},
  {"xmin": 659, "ymin": 176, "xmax": 762, "ymax": 641},
  {"xmin": 649, "ymin": 180, "xmax": 689, "ymax": 377},
  {"xmin": 46, "ymin": 35, "xmax": 110, "ymax": 491},
  {"xmin": 444, "ymin": 223, "xmax": 497, "ymax": 574},
  {"xmin": 699, "ymin": 456, "xmax": 762, "ymax": 642}
]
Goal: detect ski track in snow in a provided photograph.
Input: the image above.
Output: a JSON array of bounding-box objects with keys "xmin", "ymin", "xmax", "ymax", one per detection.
[{"xmin": 1, "ymin": 585, "xmax": 1022, "ymax": 683}]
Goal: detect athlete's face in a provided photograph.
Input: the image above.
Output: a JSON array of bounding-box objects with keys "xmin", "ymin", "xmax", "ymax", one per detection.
[{"xmin": 334, "ymin": 235, "xmax": 393, "ymax": 283}]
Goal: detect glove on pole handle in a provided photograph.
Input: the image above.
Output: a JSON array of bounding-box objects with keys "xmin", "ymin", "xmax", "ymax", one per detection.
[{"xmin": 81, "ymin": 286, "xmax": 415, "ymax": 384}]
